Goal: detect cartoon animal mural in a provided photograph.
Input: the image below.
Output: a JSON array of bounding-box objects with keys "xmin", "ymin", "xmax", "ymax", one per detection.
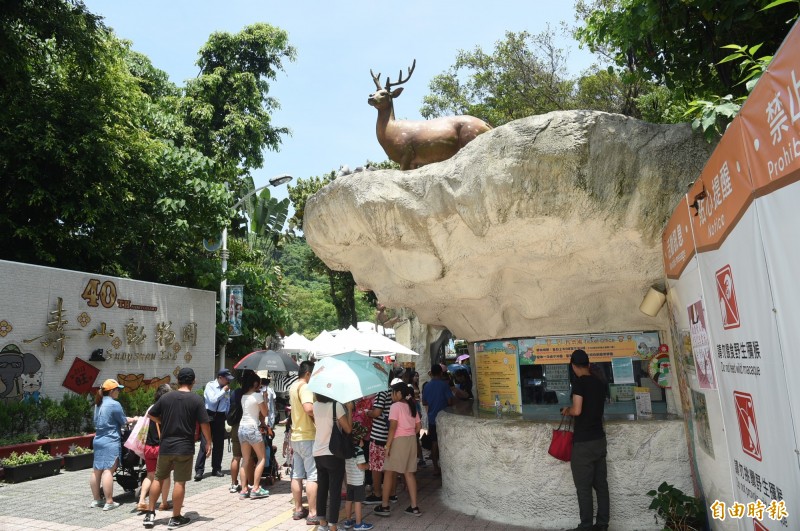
[
  {"xmin": 21, "ymin": 371, "xmax": 43, "ymax": 403},
  {"xmin": 0, "ymin": 343, "xmax": 42, "ymax": 400}
]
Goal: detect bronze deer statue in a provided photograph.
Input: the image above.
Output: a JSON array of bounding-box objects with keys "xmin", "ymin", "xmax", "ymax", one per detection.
[{"xmin": 368, "ymin": 60, "xmax": 492, "ymax": 170}]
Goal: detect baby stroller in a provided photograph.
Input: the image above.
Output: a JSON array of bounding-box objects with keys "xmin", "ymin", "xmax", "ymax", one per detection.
[
  {"xmin": 116, "ymin": 424, "xmax": 147, "ymax": 496},
  {"xmin": 260, "ymin": 430, "xmax": 282, "ymax": 486}
]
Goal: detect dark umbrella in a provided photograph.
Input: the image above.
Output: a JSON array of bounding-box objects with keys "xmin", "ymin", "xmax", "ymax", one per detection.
[
  {"xmin": 234, "ymin": 350, "xmax": 300, "ymax": 372},
  {"xmin": 447, "ymin": 363, "xmax": 469, "ymax": 373}
]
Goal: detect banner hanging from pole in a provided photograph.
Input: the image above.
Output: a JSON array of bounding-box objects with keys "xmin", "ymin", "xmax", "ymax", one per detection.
[{"xmin": 227, "ymin": 285, "xmax": 244, "ymax": 337}]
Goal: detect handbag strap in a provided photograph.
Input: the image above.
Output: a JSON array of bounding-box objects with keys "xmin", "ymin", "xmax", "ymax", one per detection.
[
  {"xmin": 332, "ymin": 401, "xmax": 340, "ymax": 430},
  {"xmin": 557, "ymin": 413, "xmax": 573, "ymax": 431}
]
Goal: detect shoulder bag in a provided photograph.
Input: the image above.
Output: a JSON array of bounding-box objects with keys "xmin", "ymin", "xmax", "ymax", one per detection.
[{"xmin": 329, "ymin": 402, "xmax": 354, "ymax": 460}]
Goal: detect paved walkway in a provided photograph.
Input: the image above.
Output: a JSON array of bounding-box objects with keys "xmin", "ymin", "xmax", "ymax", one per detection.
[{"xmin": 0, "ymin": 446, "xmax": 545, "ymax": 531}]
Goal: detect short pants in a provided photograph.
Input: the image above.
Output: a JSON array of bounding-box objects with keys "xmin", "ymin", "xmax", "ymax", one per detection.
[
  {"xmin": 144, "ymin": 444, "xmax": 160, "ymax": 473},
  {"xmin": 238, "ymin": 424, "xmax": 263, "ymax": 446},
  {"xmin": 291, "ymin": 439, "xmax": 317, "ymax": 481}
]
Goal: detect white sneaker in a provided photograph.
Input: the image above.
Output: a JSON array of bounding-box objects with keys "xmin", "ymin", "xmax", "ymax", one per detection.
[{"xmin": 103, "ymin": 501, "xmax": 120, "ymax": 511}]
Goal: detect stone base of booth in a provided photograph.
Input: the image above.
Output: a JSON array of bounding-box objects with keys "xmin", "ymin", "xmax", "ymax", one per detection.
[{"xmin": 437, "ymin": 411, "xmax": 691, "ymax": 531}]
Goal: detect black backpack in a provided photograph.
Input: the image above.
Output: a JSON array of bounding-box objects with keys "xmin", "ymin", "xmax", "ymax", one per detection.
[{"xmin": 226, "ymin": 388, "xmax": 243, "ymax": 425}]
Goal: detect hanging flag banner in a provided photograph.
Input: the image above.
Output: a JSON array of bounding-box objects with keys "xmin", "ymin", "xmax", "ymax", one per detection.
[{"xmin": 227, "ymin": 285, "xmax": 244, "ymax": 337}]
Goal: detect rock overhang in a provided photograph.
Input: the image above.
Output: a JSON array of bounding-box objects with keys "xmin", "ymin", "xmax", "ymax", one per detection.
[{"xmin": 305, "ymin": 110, "xmax": 713, "ymax": 341}]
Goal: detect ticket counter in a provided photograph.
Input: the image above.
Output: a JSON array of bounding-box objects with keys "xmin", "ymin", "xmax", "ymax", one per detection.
[{"xmin": 436, "ymin": 404, "xmax": 690, "ymax": 531}]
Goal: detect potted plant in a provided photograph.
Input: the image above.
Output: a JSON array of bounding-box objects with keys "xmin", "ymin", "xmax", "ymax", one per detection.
[
  {"xmin": 62, "ymin": 444, "xmax": 94, "ymax": 471},
  {"xmin": 1, "ymin": 448, "xmax": 61, "ymax": 483},
  {"xmin": 647, "ymin": 481, "xmax": 705, "ymax": 531}
]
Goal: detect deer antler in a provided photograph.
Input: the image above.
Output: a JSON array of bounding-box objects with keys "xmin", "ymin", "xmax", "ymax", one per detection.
[
  {"xmin": 370, "ymin": 69, "xmax": 383, "ymax": 90},
  {"xmin": 385, "ymin": 59, "xmax": 416, "ymax": 90}
]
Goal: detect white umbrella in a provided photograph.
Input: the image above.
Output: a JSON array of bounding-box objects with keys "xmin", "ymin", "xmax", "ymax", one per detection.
[{"xmin": 281, "ymin": 332, "xmax": 313, "ymax": 353}]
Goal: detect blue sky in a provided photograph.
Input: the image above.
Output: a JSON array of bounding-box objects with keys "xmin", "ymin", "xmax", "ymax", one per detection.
[{"xmin": 82, "ymin": 1, "xmax": 597, "ymax": 204}]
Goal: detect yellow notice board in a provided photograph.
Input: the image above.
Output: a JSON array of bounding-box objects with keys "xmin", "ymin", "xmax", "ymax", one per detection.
[
  {"xmin": 474, "ymin": 341, "xmax": 521, "ymax": 410},
  {"xmin": 527, "ymin": 332, "xmax": 660, "ymax": 364}
]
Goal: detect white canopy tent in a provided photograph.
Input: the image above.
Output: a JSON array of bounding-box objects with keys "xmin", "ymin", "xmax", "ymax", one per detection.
[
  {"xmin": 280, "ymin": 332, "xmax": 314, "ymax": 353},
  {"xmin": 356, "ymin": 321, "xmax": 395, "ymax": 339},
  {"xmin": 314, "ymin": 327, "xmax": 417, "ymax": 358}
]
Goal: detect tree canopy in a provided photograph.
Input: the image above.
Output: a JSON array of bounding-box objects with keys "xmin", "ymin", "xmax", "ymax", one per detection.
[{"xmin": 0, "ymin": 0, "xmax": 295, "ymax": 356}]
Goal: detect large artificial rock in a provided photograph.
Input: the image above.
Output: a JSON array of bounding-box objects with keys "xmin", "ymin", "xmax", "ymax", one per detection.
[{"xmin": 305, "ymin": 110, "xmax": 713, "ymax": 341}]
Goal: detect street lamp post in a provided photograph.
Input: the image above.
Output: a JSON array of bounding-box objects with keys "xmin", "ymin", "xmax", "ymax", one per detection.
[{"xmin": 219, "ymin": 174, "xmax": 293, "ymax": 372}]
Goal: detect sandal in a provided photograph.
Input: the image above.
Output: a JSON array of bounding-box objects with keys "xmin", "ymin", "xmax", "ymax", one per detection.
[
  {"xmin": 136, "ymin": 502, "xmax": 149, "ymax": 512},
  {"xmin": 158, "ymin": 501, "xmax": 172, "ymax": 511},
  {"xmin": 292, "ymin": 509, "xmax": 308, "ymax": 520}
]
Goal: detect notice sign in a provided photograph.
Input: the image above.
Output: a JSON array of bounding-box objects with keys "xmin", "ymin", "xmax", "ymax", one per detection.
[
  {"xmin": 688, "ymin": 300, "xmax": 716, "ymax": 390},
  {"xmin": 474, "ymin": 340, "xmax": 521, "ymax": 411},
  {"xmin": 526, "ymin": 332, "xmax": 660, "ymax": 364},
  {"xmin": 635, "ymin": 387, "xmax": 652, "ymax": 418},
  {"xmin": 611, "ymin": 357, "xmax": 635, "ymax": 384},
  {"xmin": 716, "ymin": 265, "xmax": 741, "ymax": 330}
]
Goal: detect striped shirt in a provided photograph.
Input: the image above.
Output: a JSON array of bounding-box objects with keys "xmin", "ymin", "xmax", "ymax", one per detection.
[
  {"xmin": 345, "ymin": 445, "xmax": 367, "ymax": 486},
  {"xmin": 369, "ymin": 390, "xmax": 391, "ymax": 444}
]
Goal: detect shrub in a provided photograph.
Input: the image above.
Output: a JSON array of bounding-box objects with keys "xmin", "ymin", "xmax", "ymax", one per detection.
[
  {"xmin": 3, "ymin": 400, "xmax": 41, "ymax": 437},
  {"xmin": 61, "ymin": 393, "xmax": 93, "ymax": 434},
  {"xmin": 41, "ymin": 398, "xmax": 69, "ymax": 437},
  {"xmin": 0, "ymin": 433, "xmax": 38, "ymax": 446},
  {"xmin": 1, "ymin": 448, "xmax": 55, "ymax": 466},
  {"xmin": 67, "ymin": 445, "xmax": 92, "ymax": 455},
  {"xmin": 116, "ymin": 387, "xmax": 156, "ymax": 416}
]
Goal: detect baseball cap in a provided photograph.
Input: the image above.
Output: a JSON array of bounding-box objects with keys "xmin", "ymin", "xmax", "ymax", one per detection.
[
  {"xmin": 217, "ymin": 368, "xmax": 234, "ymax": 381},
  {"xmin": 177, "ymin": 367, "xmax": 195, "ymax": 384},
  {"xmin": 570, "ymin": 349, "xmax": 590, "ymax": 366},
  {"xmin": 101, "ymin": 379, "xmax": 124, "ymax": 391}
]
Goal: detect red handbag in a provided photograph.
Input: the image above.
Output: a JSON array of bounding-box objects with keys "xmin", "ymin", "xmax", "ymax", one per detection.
[{"xmin": 548, "ymin": 414, "xmax": 574, "ymax": 462}]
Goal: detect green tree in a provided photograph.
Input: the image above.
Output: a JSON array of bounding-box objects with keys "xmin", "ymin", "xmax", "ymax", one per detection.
[
  {"xmin": 287, "ymin": 170, "xmax": 380, "ymax": 331},
  {"xmin": 574, "ymin": 0, "xmax": 799, "ymax": 137},
  {"xmin": 180, "ymin": 23, "xmax": 296, "ymax": 188},
  {"xmin": 421, "ymin": 28, "xmax": 576, "ymax": 125},
  {"xmin": 0, "ymin": 1, "xmax": 228, "ymax": 278},
  {"xmin": 574, "ymin": 0, "xmax": 796, "ymax": 98},
  {"xmin": 421, "ymin": 28, "xmax": 661, "ymax": 124},
  {"xmin": 0, "ymin": 2, "xmax": 295, "ymax": 358}
]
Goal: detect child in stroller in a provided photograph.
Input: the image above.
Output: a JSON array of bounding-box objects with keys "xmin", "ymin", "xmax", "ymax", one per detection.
[{"xmin": 115, "ymin": 424, "xmax": 147, "ymax": 496}]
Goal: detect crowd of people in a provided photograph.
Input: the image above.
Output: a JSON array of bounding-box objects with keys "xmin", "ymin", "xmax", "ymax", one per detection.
[{"xmin": 87, "ymin": 360, "xmax": 476, "ymax": 531}]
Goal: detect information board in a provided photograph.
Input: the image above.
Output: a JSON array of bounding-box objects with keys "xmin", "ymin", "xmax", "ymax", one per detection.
[{"xmin": 474, "ymin": 340, "xmax": 521, "ymax": 411}]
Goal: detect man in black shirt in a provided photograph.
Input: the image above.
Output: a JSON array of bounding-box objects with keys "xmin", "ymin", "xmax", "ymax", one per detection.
[
  {"xmin": 561, "ymin": 349, "xmax": 609, "ymax": 531},
  {"xmin": 143, "ymin": 368, "xmax": 211, "ymax": 530}
]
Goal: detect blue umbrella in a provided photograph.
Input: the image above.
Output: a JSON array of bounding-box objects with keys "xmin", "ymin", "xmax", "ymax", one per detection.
[
  {"xmin": 448, "ymin": 363, "xmax": 469, "ymax": 373},
  {"xmin": 307, "ymin": 351, "xmax": 391, "ymax": 403}
]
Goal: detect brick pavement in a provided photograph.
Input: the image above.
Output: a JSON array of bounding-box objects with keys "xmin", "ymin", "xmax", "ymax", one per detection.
[{"xmin": 0, "ymin": 447, "xmax": 548, "ymax": 530}]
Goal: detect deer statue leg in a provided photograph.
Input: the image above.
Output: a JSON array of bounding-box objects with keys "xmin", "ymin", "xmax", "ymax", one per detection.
[{"xmin": 399, "ymin": 147, "xmax": 416, "ymax": 171}]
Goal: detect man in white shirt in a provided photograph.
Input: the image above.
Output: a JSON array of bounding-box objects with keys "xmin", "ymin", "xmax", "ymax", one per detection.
[{"xmin": 194, "ymin": 368, "xmax": 233, "ymax": 480}]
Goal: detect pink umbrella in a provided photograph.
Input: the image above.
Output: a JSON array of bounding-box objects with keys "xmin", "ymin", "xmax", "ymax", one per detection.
[{"xmin": 456, "ymin": 354, "xmax": 470, "ymax": 363}]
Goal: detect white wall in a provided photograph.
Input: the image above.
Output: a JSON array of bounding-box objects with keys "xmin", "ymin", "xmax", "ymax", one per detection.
[{"xmin": 0, "ymin": 260, "xmax": 215, "ymax": 402}]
